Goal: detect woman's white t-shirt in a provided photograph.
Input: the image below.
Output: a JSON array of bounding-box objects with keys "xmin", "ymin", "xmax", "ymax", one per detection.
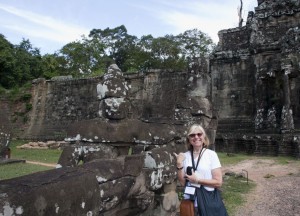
[{"xmin": 183, "ymin": 148, "xmax": 221, "ymax": 191}]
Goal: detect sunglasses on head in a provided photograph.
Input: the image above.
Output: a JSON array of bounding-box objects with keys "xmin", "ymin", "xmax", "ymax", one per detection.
[{"xmin": 188, "ymin": 133, "xmax": 203, "ymax": 138}]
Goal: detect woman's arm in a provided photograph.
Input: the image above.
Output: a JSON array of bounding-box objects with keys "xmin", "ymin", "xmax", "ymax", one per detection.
[
  {"xmin": 177, "ymin": 167, "xmax": 186, "ymax": 186},
  {"xmin": 174, "ymin": 152, "xmax": 186, "ymax": 186},
  {"xmin": 187, "ymin": 167, "xmax": 223, "ymax": 188}
]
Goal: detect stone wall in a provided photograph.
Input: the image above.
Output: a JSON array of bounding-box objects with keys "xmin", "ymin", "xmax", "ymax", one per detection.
[{"xmin": 19, "ymin": 65, "xmax": 215, "ymax": 145}]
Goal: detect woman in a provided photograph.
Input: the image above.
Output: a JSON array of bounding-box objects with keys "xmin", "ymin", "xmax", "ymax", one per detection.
[{"xmin": 175, "ymin": 124, "xmax": 225, "ymax": 215}]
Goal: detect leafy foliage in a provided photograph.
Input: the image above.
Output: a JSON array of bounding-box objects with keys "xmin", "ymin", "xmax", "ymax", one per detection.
[
  {"xmin": 0, "ymin": 26, "xmax": 215, "ymax": 89},
  {"xmin": 0, "ymin": 34, "xmax": 17, "ymax": 88}
]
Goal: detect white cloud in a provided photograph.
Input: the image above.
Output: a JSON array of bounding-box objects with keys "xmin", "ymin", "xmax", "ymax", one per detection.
[
  {"xmin": 149, "ymin": 1, "xmax": 237, "ymax": 43},
  {"xmin": 0, "ymin": 0, "xmax": 258, "ymax": 53},
  {"xmin": 141, "ymin": 0, "xmax": 256, "ymax": 43},
  {"xmin": 0, "ymin": 3, "xmax": 89, "ymax": 43}
]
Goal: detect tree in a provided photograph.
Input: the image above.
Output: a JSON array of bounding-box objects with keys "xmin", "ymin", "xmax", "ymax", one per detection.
[
  {"xmin": 41, "ymin": 53, "xmax": 62, "ymax": 79},
  {"xmin": 150, "ymin": 35, "xmax": 186, "ymax": 70},
  {"xmin": 13, "ymin": 39, "xmax": 44, "ymax": 85},
  {"xmin": 0, "ymin": 25, "xmax": 216, "ymax": 88},
  {"xmin": 89, "ymin": 25, "xmax": 139, "ymax": 72},
  {"xmin": 58, "ymin": 35, "xmax": 107, "ymax": 78},
  {"xmin": 177, "ymin": 29, "xmax": 214, "ymax": 59},
  {"xmin": 177, "ymin": 29, "xmax": 214, "ymax": 72},
  {"xmin": 0, "ymin": 34, "xmax": 16, "ymax": 88},
  {"xmin": 0, "ymin": 36, "xmax": 45, "ymax": 88},
  {"xmin": 59, "ymin": 40, "xmax": 91, "ymax": 77},
  {"xmin": 132, "ymin": 35, "xmax": 155, "ymax": 71}
]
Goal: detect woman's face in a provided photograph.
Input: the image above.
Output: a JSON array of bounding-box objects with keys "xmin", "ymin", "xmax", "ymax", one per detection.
[{"xmin": 188, "ymin": 127, "xmax": 204, "ymax": 148}]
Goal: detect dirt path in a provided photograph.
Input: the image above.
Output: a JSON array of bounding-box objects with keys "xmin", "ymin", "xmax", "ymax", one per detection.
[
  {"xmin": 26, "ymin": 160, "xmax": 57, "ymax": 168},
  {"xmin": 222, "ymin": 159, "xmax": 300, "ymax": 216}
]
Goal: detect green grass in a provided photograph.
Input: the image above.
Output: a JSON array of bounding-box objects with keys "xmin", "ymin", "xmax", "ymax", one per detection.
[
  {"xmin": 10, "ymin": 139, "xmax": 62, "ymax": 163},
  {"xmin": 0, "ymin": 163, "xmax": 52, "ymax": 181},
  {"xmin": 258, "ymin": 155, "xmax": 294, "ymax": 165},
  {"xmin": 218, "ymin": 152, "xmax": 252, "ymax": 166},
  {"xmin": 218, "ymin": 152, "xmax": 299, "ymax": 166},
  {"xmin": 0, "ymin": 140, "xmax": 62, "ymax": 181},
  {"xmin": 221, "ymin": 175, "xmax": 256, "ymax": 215}
]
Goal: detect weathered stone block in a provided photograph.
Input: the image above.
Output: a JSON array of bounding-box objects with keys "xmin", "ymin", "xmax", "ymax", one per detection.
[
  {"xmin": 0, "ymin": 167, "xmax": 100, "ymax": 216},
  {"xmin": 57, "ymin": 144, "xmax": 118, "ymax": 167},
  {"xmin": 82, "ymin": 159, "xmax": 125, "ymax": 182},
  {"xmin": 98, "ymin": 176, "xmax": 135, "ymax": 212},
  {"xmin": 124, "ymin": 154, "xmax": 144, "ymax": 176}
]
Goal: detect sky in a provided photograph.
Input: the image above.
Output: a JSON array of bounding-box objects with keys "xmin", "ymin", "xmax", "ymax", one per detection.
[{"xmin": 0, "ymin": 0, "xmax": 257, "ymax": 54}]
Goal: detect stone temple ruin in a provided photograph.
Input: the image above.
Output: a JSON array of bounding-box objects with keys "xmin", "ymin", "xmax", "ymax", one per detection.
[
  {"xmin": 1, "ymin": 0, "xmax": 300, "ymax": 215},
  {"xmin": 0, "ymin": 62, "xmax": 216, "ymax": 215},
  {"xmin": 211, "ymin": 0, "xmax": 300, "ymax": 157}
]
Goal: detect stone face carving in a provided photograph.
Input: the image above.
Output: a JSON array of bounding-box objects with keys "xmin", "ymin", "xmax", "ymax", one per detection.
[{"xmin": 97, "ymin": 64, "xmax": 130, "ymax": 120}]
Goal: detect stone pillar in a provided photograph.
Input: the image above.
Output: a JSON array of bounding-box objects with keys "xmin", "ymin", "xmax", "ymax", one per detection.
[
  {"xmin": 281, "ymin": 65, "xmax": 294, "ymax": 131},
  {"xmin": 292, "ymin": 136, "xmax": 300, "ymax": 159}
]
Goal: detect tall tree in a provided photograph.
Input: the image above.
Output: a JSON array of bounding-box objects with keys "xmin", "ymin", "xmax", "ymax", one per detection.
[
  {"xmin": 58, "ymin": 36, "xmax": 107, "ymax": 77},
  {"xmin": 177, "ymin": 29, "xmax": 214, "ymax": 59},
  {"xmin": 0, "ymin": 37, "xmax": 44, "ymax": 88},
  {"xmin": 41, "ymin": 53, "xmax": 62, "ymax": 79},
  {"xmin": 14, "ymin": 39, "xmax": 44, "ymax": 85},
  {"xmin": 150, "ymin": 35, "xmax": 186, "ymax": 70},
  {"xmin": 0, "ymin": 34, "xmax": 15, "ymax": 88},
  {"xmin": 89, "ymin": 25, "xmax": 138, "ymax": 72},
  {"xmin": 177, "ymin": 29, "xmax": 214, "ymax": 72},
  {"xmin": 134, "ymin": 35, "xmax": 155, "ymax": 71}
]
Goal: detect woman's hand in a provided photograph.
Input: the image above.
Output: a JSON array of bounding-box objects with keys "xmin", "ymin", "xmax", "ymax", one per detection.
[
  {"xmin": 174, "ymin": 152, "xmax": 186, "ymax": 186},
  {"xmin": 173, "ymin": 152, "xmax": 185, "ymax": 168},
  {"xmin": 185, "ymin": 170, "xmax": 198, "ymax": 184}
]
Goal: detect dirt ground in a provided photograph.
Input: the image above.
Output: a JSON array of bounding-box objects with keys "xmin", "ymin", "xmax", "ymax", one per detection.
[{"xmin": 222, "ymin": 159, "xmax": 300, "ymax": 216}]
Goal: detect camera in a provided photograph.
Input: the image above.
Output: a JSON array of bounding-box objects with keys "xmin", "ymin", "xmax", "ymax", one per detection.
[{"xmin": 186, "ymin": 166, "xmax": 193, "ymax": 175}]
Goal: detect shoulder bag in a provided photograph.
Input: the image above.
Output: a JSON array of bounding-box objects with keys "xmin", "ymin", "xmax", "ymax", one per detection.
[
  {"xmin": 196, "ymin": 186, "xmax": 228, "ymax": 216},
  {"xmin": 180, "ymin": 199, "xmax": 195, "ymax": 216},
  {"xmin": 192, "ymin": 149, "xmax": 228, "ymax": 216}
]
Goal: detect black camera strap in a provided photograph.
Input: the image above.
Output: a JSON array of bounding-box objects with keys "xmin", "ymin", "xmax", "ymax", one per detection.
[
  {"xmin": 184, "ymin": 147, "xmax": 205, "ymax": 201},
  {"xmin": 191, "ymin": 146, "xmax": 205, "ymax": 171}
]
